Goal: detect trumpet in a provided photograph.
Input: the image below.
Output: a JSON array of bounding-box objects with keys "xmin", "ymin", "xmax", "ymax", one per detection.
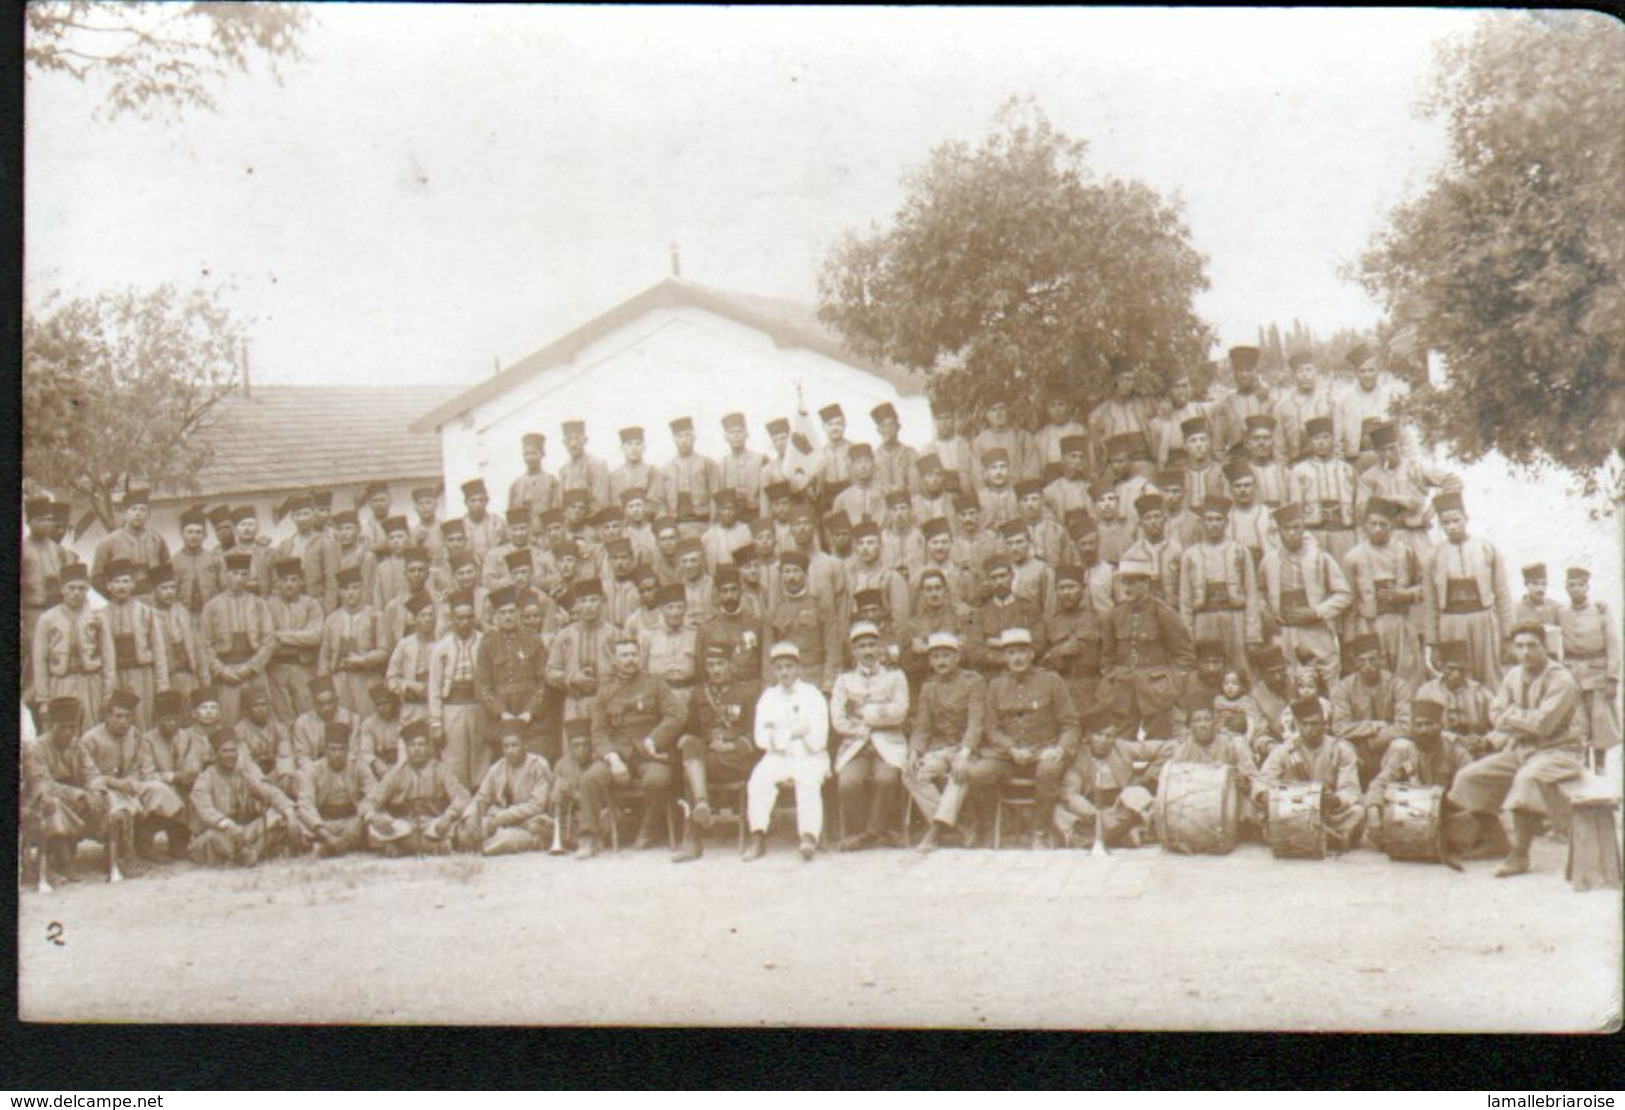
[{"xmin": 548, "ymin": 799, "xmax": 566, "ymax": 855}]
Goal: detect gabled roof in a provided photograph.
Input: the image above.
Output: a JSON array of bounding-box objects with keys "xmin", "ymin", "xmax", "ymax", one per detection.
[
  {"xmin": 410, "ymin": 278, "xmax": 922, "ymax": 434},
  {"xmin": 160, "ymin": 384, "xmax": 460, "ymax": 502}
]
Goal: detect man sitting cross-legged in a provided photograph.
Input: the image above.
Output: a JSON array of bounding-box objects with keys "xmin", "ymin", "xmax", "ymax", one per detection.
[
  {"xmin": 359, "ymin": 719, "xmax": 473, "ymax": 857},
  {"xmin": 462, "ymin": 720, "xmax": 555, "ymax": 856}
]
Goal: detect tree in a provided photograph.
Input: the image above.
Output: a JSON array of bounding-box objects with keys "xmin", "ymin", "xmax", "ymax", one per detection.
[
  {"xmin": 26, "ymin": 1, "xmax": 312, "ymax": 120},
  {"xmin": 817, "ymin": 100, "xmax": 1214, "ymax": 424},
  {"xmin": 1356, "ymin": 11, "xmax": 1625, "ymax": 496},
  {"xmin": 24, "ymin": 286, "xmax": 245, "ymax": 530}
]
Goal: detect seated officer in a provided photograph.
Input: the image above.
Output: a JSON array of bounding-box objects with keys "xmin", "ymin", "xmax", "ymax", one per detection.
[
  {"xmin": 831, "ymin": 620, "xmax": 911, "ymax": 851},
  {"xmin": 743, "ymin": 642, "xmax": 831, "ymax": 863},
  {"xmin": 907, "ymin": 631, "xmax": 985, "ymax": 853},
  {"xmin": 577, "ymin": 635, "xmax": 685, "ymax": 858},
  {"xmin": 672, "ymin": 642, "xmax": 761, "ymax": 863},
  {"xmin": 968, "ymin": 627, "xmax": 1081, "ymax": 849}
]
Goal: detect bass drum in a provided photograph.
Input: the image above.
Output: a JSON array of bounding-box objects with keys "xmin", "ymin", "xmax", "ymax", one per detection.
[
  {"xmin": 1153, "ymin": 762, "xmax": 1240, "ymax": 855},
  {"xmin": 1267, "ymin": 781, "xmax": 1326, "ymax": 859},
  {"xmin": 1383, "ymin": 783, "xmax": 1444, "ymax": 862}
]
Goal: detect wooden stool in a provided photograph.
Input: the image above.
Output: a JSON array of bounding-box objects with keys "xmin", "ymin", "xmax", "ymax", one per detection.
[
  {"xmin": 1560, "ymin": 774, "xmax": 1621, "ymax": 893},
  {"xmin": 992, "ymin": 777, "xmax": 1038, "ymax": 849}
]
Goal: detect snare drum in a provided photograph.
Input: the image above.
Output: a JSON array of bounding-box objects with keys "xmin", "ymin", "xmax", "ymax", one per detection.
[{"xmin": 1267, "ymin": 781, "xmax": 1326, "ymax": 859}]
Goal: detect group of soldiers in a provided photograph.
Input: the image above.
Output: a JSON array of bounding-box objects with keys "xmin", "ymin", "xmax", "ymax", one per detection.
[{"xmin": 19, "ymin": 343, "xmax": 1620, "ymax": 884}]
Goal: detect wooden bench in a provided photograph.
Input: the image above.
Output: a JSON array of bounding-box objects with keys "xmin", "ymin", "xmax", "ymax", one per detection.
[{"xmin": 1558, "ymin": 771, "xmax": 1621, "ymax": 893}]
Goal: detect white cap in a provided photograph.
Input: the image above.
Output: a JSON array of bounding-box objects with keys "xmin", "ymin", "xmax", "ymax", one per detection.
[
  {"xmin": 848, "ymin": 620, "xmax": 881, "ymax": 644},
  {"xmin": 925, "ymin": 631, "xmax": 962, "ymax": 653},
  {"xmin": 768, "ymin": 641, "xmax": 801, "ymax": 662},
  {"xmin": 998, "ymin": 627, "xmax": 1034, "ymax": 649}
]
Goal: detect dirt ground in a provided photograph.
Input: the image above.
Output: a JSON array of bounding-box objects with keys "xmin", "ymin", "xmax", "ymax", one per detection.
[{"xmin": 17, "ymin": 821, "xmax": 1621, "ymax": 1032}]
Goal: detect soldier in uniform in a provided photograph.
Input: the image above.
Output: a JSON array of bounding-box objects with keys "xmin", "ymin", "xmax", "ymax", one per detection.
[
  {"xmin": 386, "ymin": 592, "xmax": 438, "ymax": 727},
  {"xmin": 907, "ymin": 631, "xmax": 985, "ymax": 853},
  {"xmin": 1293, "ymin": 415, "xmax": 1360, "ymax": 564},
  {"xmin": 1274, "ymin": 350, "xmax": 1337, "ymax": 465},
  {"xmin": 354, "ymin": 683, "xmax": 405, "ymax": 781},
  {"xmin": 429, "ymin": 589, "xmax": 486, "ymax": 790},
  {"xmin": 359, "ymin": 720, "xmax": 473, "ymax": 856},
  {"xmin": 831, "ymin": 621, "xmax": 912, "ymax": 851},
  {"xmin": 133, "ymin": 689, "xmax": 203, "ymax": 860},
  {"xmin": 1211, "ymin": 346, "xmax": 1279, "ymax": 461},
  {"xmin": 258, "ymin": 556, "xmax": 324, "ymax": 726},
  {"xmin": 577, "ymin": 636, "xmax": 686, "ymax": 857},
  {"xmin": 742, "ymin": 643, "xmax": 830, "ymax": 862},
  {"xmin": 147, "ymin": 565, "xmax": 199, "ymax": 703},
  {"xmin": 274, "ymin": 493, "xmax": 336, "ymax": 613},
  {"xmin": 1178, "ymin": 495, "xmax": 1262, "ymax": 679},
  {"xmin": 718, "ymin": 412, "xmax": 767, "ymax": 515},
  {"xmin": 869, "ymin": 402, "xmax": 918, "ymax": 498},
  {"xmin": 287, "ymin": 677, "xmax": 359, "ymax": 783},
  {"xmin": 1335, "ymin": 344, "xmax": 1400, "ymax": 465},
  {"xmin": 92, "ymin": 483, "xmax": 171, "ymax": 597},
  {"xmin": 1423, "ymin": 491, "xmax": 1513, "ymax": 690},
  {"xmin": 463, "ymin": 722, "xmax": 555, "ymax": 856},
  {"xmin": 1042, "ymin": 565, "xmax": 1105, "ymax": 715},
  {"xmin": 1446, "ymin": 623, "xmax": 1588, "ymax": 877},
  {"xmin": 1258, "ymin": 697, "xmax": 1365, "ymax": 852},
  {"xmin": 509, "ymin": 432, "xmax": 558, "ymax": 529},
  {"xmin": 28, "ymin": 696, "xmax": 134, "ymax": 882},
  {"xmin": 1360, "ymin": 698, "xmax": 1474, "ymax": 854},
  {"xmin": 1416, "ymin": 640, "xmax": 1495, "ymax": 754},
  {"xmin": 77, "ymin": 688, "xmax": 154, "ymax": 875},
  {"xmin": 1512, "ymin": 563, "xmax": 1564, "ymax": 631},
  {"xmin": 297, "ymin": 720, "xmax": 378, "ymax": 857},
  {"xmin": 764, "ymin": 550, "xmax": 842, "ymax": 693},
  {"xmin": 459, "ymin": 479, "xmax": 507, "ymax": 563},
  {"xmin": 476, "ymin": 586, "xmax": 549, "ymax": 759},
  {"xmin": 32, "ymin": 564, "xmax": 109, "ymax": 728},
  {"xmin": 318, "ymin": 566, "xmax": 387, "ymax": 720},
  {"xmin": 188, "ymin": 728, "xmax": 304, "ymax": 866},
  {"xmin": 1161, "ymin": 693, "xmax": 1266, "ymax": 838},
  {"xmin": 1086, "ymin": 361, "xmax": 1157, "ymax": 478},
  {"xmin": 1101, "ymin": 550, "xmax": 1193, "ymax": 740},
  {"xmin": 1356, "ymin": 420, "xmax": 1460, "ymax": 565},
  {"xmin": 1258, "ymin": 503, "xmax": 1352, "ymax": 690},
  {"xmin": 198, "ymin": 551, "xmax": 272, "ymax": 726},
  {"xmin": 21, "ymin": 496, "xmax": 71, "ymax": 696},
  {"xmin": 969, "ymin": 627, "xmax": 1081, "ymax": 849},
  {"xmin": 1329, "ymin": 632, "xmax": 1416, "ymax": 779},
  {"xmin": 99, "ymin": 559, "xmax": 168, "ymax": 730},
  {"xmin": 1340, "ymin": 496, "xmax": 1427, "ymax": 686},
  {"xmin": 1559, "ymin": 566, "xmax": 1620, "ymax": 771},
  {"xmin": 671, "ymin": 642, "xmax": 761, "ymax": 863},
  {"xmin": 557, "ymin": 418, "xmax": 612, "ymax": 512}
]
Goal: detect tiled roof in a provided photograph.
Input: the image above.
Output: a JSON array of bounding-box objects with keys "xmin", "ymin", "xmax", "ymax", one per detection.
[
  {"xmin": 160, "ymin": 384, "xmax": 460, "ymax": 501},
  {"xmin": 411, "ymin": 278, "xmax": 924, "ymax": 433}
]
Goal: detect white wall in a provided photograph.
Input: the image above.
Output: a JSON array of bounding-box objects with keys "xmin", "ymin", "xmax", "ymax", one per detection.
[{"xmin": 441, "ymin": 304, "xmax": 933, "ymax": 500}]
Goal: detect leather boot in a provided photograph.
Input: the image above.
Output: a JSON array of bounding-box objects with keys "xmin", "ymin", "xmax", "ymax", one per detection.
[
  {"xmin": 742, "ymin": 831, "xmax": 766, "ymax": 861},
  {"xmin": 1495, "ymin": 810, "xmax": 1541, "ymax": 877},
  {"xmin": 671, "ymin": 825, "xmax": 703, "ymax": 863}
]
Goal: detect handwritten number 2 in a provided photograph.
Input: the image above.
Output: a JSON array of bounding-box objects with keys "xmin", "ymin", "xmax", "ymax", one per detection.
[{"xmin": 46, "ymin": 921, "xmax": 65, "ymax": 946}]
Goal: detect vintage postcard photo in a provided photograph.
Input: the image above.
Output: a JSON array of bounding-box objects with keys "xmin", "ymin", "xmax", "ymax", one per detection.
[{"xmin": 17, "ymin": 4, "xmax": 1623, "ymax": 1032}]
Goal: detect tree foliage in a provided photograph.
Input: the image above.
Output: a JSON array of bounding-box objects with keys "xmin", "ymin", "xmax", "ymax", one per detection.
[
  {"xmin": 817, "ymin": 101, "xmax": 1214, "ymax": 424},
  {"xmin": 25, "ymin": 1, "xmax": 311, "ymax": 119},
  {"xmin": 24, "ymin": 286, "xmax": 244, "ymax": 529},
  {"xmin": 1357, "ymin": 11, "xmax": 1625, "ymax": 493}
]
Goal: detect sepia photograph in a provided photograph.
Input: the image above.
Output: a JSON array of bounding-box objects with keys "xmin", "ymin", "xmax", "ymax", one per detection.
[{"xmin": 16, "ymin": 3, "xmax": 1625, "ymax": 1038}]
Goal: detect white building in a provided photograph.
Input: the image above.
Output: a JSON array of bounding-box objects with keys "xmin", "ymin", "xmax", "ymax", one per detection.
[{"xmin": 411, "ymin": 279, "xmax": 930, "ymax": 499}]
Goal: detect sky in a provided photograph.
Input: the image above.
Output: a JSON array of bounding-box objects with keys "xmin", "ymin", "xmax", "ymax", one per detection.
[{"xmin": 25, "ymin": 5, "xmax": 1474, "ymax": 389}]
